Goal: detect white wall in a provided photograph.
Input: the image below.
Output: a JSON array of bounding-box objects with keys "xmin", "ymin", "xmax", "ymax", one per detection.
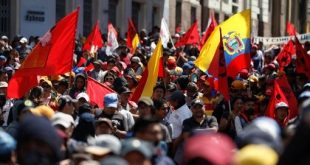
[{"xmin": 19, "ymin": 0, "xmax": 56, "ymax": 37}]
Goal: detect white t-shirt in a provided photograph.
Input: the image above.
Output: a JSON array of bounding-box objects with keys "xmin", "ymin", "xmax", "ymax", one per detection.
[{"xmin": 167, "ymin": 104, "xmax": 192, "ymax": 139}]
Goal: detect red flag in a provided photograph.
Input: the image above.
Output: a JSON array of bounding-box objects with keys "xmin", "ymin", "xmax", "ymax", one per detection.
[
  {"xmin": 208, "ymin": 28, "xmax": 229, "ymax": 100},
  {"xmin": 175, "ymin": 21, "xmax": 200, "ymax": 47},
  {"xmin": 158, "ymin": 57, "xmax": 165, "ymax": 78},
  {"xmin": 277, "ymin": 75, "xmax": 298, "ymax": 119},
  {"xmin": 84, "ymin": 63, "xmax": 95, "ymax": 72},
  {"xmin": 127, "ymin": 19, "xmax": 137, "ymax": 49},
  {"xmin": 86, "ymin": 77, "xmax": 115, "ymax": 108},
  {"xmin": 83, "ymin": 20, "xmax": 103, "ymax": 54},
  {"xmin": 199, "ymin": 12, "xmax": 218, "ymax": 50},
  {"xmin": 295, "ymin": 36, "xmax": 310, "ymax": 79},
  {"xmin": 286, "ymin": 22, "xmax": 297, "ymax": 36},
  {"xmin": 77, "ymin": 57, "xmax": 87, "ymax": 67},
  {"xmin": 175, "ymin": 25, "xmax": 181, "ymax": 34},
  {"xmin": 8, "ymin": 8, "xmax": 79, "ymax": 98},
  {"xmin": 276, "ymin": 40, "xmax": 295, "ymax": 70},
  {"xmin": 265, "ymin": 81, "xmax": 288, "ymax": 119}
]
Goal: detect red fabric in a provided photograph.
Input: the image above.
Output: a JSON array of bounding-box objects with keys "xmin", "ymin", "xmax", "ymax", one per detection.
[
  {"xmin": 265, "ymin": 81, "xmax": 288, "ymax": 120},
  {"xmin": 8, "ymin": 8, "xmax": 79, "ymax": 98},
  {"xmin": 175, "ymin": 21, "xmax": 200, "ymax": 47},
  {"xmin": 83, "ymin": 20, "xmax": 103, "ymax": 51},
  {"xmin": 295, "ymin": 36, "xmax": 310, "ymax": 79},
  {"xmin": 86, "ymin": 77, "xmax": 114, "ymax": 108},
  {"xmin": 208, "ymin": 28, "xmax": 230, "ymax": 100},
  {"xmin": 277, "ymin": 75, "xmax": 298, "ymax": 119},
  {"xmin": 226, "ymin": 54, "xmax": 251, "ymax": 78},
  {"xmin": 276, "ymin": 40, "xmax": 295, "ymax": 70},
  {"xmin": 158, "ymin": 57, "xmax": 165, "ymax": 78},
  {"xmin": 127, "ymin": 19, "xmax": 137, "ymax": 49},
  {"xmin": 84, "ymin": 63, "xmax": 94, "ymax": 72},
  {"xmin": 77, "ymin": 57, "xmax": 87, "ymax": 67},
  {"xmin": 130, "ymin": 68, "xmax": 149, "ymax": 102},
  {"xmin": 199, "ymin": 13, "xmax": 218, "ymax": 50},
  {"xmin": 175, "ymin": 26, "xmax": 181, "ymax": 34},
  {"xmin": 286, "ymin": 22, "xmax": 297, "ymax": 36}
]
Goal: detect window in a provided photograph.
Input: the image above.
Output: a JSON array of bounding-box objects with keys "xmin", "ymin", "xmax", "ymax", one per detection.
[
  {"xmin": 132, "ymin": 2, "xmax": 141, "ymax": 30},
  {"xmin": 176, "ymin": 2, "xmax": 181, "ymax": 29},
  {"xmin": 0, "ymin": 0, "xmax": 10, "ymax": 36},
  {"xmin": 232, "ymin": 5, "xmax": 238, "ymax": 14},
  {"xmin": 109, "ymin": 0, "xmax": 118, "ymax": 26},
  {"xmin": 83, "ymin": 0, "xmax": 92, "ymax": 36},
  {"xmin": 191, "ymin": 6, "xmax": 196, "ymax": 24},
  {"xmin": 152, "ymin": 6, "xmax": 159, "ymax": 28},
  {"xmin": 56, "ymin": 0, "xmax": 66, "ymax": 22}
]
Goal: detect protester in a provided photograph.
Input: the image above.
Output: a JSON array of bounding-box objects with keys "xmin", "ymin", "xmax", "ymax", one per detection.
[{"xmin": 1, "ymin": 9, "xmax": 310, "ymax": 165}]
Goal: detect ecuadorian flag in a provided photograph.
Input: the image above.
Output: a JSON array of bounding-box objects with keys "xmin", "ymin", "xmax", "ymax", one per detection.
[{"xmin": 195, "ymin": 9, "xmax": 251, "ymax": 77}]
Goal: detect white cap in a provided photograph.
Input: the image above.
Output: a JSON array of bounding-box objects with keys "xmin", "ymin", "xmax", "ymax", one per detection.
[
  {"xmin": 20, "ymin": 37, "xmax": 28, "ymax": 44},
  {"xmin": 275, "ymin": 102, "xmax": 289, "ymax": 109},
  {"xmin": 51, "ymin": 112, "xmax": 75, "ymax": 128},
  {"xmin": 0, "ymin": 81, "xmax": 8, "ymax": 88},
  {"xmin": 76, "ymin": 92, "xmax": 90, "ymax": 102},
  {"xmin": 1, "ymin": 36, "xmax": 8, "ymax": 40}
]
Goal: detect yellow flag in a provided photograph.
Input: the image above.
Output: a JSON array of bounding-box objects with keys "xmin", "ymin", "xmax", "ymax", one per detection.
[{"xmin": 132, "ymin": 34, "xmax": 140, "ymax": 53}]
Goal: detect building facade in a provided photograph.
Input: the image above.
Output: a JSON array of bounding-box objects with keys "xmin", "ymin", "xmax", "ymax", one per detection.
[{"xmin": 1, "ymin": 0, "xmax": 310, "ymax": 39}]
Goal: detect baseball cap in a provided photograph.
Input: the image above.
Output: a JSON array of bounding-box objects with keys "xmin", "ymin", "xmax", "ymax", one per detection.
[
  {"xmin": 303, "ymin": 83, "xmax": 310, "ymax": 90},
  {"xmin": 138, "ymin": 97, "xmax": 154, "ymax": 106},
  {"xmin": 31, "ymin": 105, "xmax": 55, "ymax": 119},
  {"xmin": 131, "ymin": 56, "xmax": 141, "ymax": 63},
  {"xmin": 118, "ymin": 86, "xmax": 132, "ymax": 94},
  {"xmin": 182, "ymin": 63, "xmax": 194, "ymax": 70},
  {"xmin": 1, "ymin": 35, "xmax": 8, "ymax": 40},
  {"xmin": 0, "ymin": 130, "xmax": 16, "ymax": 155},
  {"xmin": 76, "ymin": 92, "xmax": 90, "ymax": 102},
  {"xmin": 231, "ymin": 80, "xmax": 245, "ymax": 90},
  {"xmin": 51, "ymin": 112, "xmax": 75, "ymax": 129},
  {"xmin": 121, "ymin": 139, "xmax": 153, "ymax": 159},
  {"xmin": 0, "ymin": 81, "xmax": 8, "ymax": 88},
  {"xmin": 104, "ymin": 93, "xmax": 118, "ymax": 108},
  {"xmin": 275, "ymin": 102, "xmax": 289, "ymax": 109},
  {"xmin": 0, "ymin": 55, "xmax": 7, "ymax": 62},
  {"xmin": 87, "ymin": 134, "xmax": 121, "ymax": 155},
  {"xmin": 183, "ymin": 133, "xmax": 236, "ymax": 165},
  {"xmin": 234, "ymin": 145, "xmax": 278, "ymax": 165},
  {"xmin": 13, "ymin": 100, "xmax": 34, "ymax": 112},
  {"xmin": 20, "ymin": 37, "xmax": 28, "ymax": 44},
  {"xmin": 191, "ymin": 99, "xmax": 204, "ymax": 107},
  {"xmin": 59, "ymin": 95, "xmax": 78, "ymax": 104}
]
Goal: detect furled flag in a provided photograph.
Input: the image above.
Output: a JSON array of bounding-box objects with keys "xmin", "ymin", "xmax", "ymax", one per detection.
[
  {"xmin": 195, "ymin": 9, "xmax": 251, "ymax": 78},
  {"xmin": 127, "ymin": 19, "xmax": 140, "ymax": 53},
  {"xmin": 106, "ymin": 23, "xmax": 119, "ymax": 55},
  {"xmin": 295, "ymin": 35, "xmax": 310, "ymax": 79},
  {"xmin": 130, "ymin": 40, "xmax": 163, "ymax": 102},
  {"xmin": 174, "ymin": 20, "xmax": 200, "ymax": 47},
  {"xmin": 265, "ymin": 80, "xmax": 289, "ymax": 125},
  {"xmin": 199, "ymin": 11, "xmax": 218, "ymax": 50},
  {"xmin": 160, "ymin": 18, "xmax": 171, "ymax": 48},
  {"xmin": 286, "ymin": 22, "xmax": 297, "ymax": 36},
  {"xmin": 86, "ymin": 77, "xmax": 114, "ymax": 108},
  {"xmin": 8, "ymin": 8, "xmax": 79, "ymax": 98},
  {"xmin": 276, "ymin": 40, "xmax": 295, "ymax": 70},
  {"xmin": 277, "ymin": 75, "xmax": 298, "ymax": 119},
  {"xmin": 207, "ymin": 28, "xmax": 230, "ymax": 100},
  {"xmin": 83, "ymin": 20, "xmax": 103, "ymax": 57}
]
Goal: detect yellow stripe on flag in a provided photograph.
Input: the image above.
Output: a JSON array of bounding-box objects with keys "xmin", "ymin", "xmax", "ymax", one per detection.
[
  {"xmin": 132, "ymin": 33, "xmax": 140, "ymax": 53},
  {"xmin": 195, "ymin": 9, "xmax": 251, "ymax": 72},
  {"xmin": 140, "ymin": 40, "xmax": 163, "ymax": 97}
]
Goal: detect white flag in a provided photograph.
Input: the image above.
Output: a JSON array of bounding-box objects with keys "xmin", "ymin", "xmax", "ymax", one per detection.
[
  {"xmin": 160, "ymin": 18, "xmax": 171, "ymax": 48},
  {"xmin": 106, "ymin": 23, "xmax": 119, "ymax": 56}
]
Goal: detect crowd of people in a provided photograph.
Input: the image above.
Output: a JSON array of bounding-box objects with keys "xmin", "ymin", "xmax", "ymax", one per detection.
[{"xmin": 0, "ymin": 26, "xmax": 310, "ymax": 165}]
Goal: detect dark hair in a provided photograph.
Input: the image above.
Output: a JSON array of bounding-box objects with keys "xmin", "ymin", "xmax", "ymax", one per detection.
[
  {"xmin": 132, "ymin": 117, "xmax": 160, "ymax": 135},
  {"xmin": 0, "ymin": 153, "xmax": 11, "ymax": 163},
  {"xmin": 153, "ymin": 99, "xmax": 164, "ymax": 111},
  {"xmin": 72, "ymin": 113, "xmax": 95, "ymax": 142},
  {"xmin": 231, "ymin": 97, "xmax": 243, "ymax": 107},
  {"xmin": 153, "ymin": 83, "xmax": 166, "ymax": 94}
]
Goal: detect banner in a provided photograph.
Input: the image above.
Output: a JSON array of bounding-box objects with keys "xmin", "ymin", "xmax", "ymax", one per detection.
[{"xmin": 253, "ymin": 33, "xmax": 310, "ymax": 45}]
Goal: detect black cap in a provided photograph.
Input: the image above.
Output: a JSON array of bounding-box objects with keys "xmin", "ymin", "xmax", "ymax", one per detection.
[{"xmin": 168, "ymin": 91, "xmax": 185, "ymax": 101}]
